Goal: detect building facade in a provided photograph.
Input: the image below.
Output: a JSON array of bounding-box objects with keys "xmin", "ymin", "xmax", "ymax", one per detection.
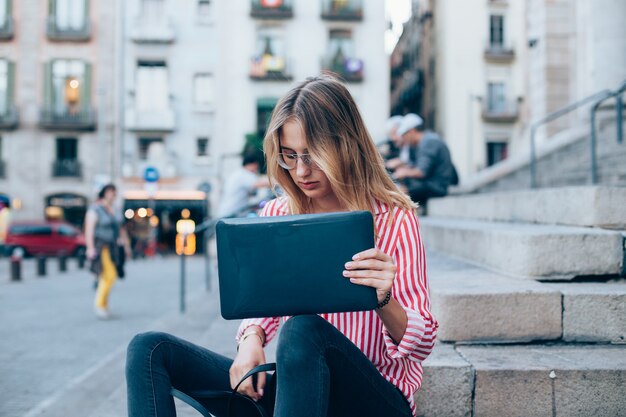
[
  {"xmin": 392, "ymin": 0, "xmax": 626, "ymax": 183},
  {"xmin": 0, "ymin": 0, "xmax": 117, "ymax": 225}
]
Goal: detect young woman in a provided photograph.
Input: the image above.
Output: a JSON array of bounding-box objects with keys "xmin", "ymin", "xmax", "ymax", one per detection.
[
  {"xmin": 84, "ymin": 184, "xmax": 130, "ymax": 319},
  {"xmin": 126, "ymin": 74, "xmax": 438, "ymax": 417}
]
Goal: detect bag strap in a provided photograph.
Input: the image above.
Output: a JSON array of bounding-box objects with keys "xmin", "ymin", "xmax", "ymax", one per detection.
[
  {"xmin": 228, "ymin": 362, "xmax": 276, "ymax": 417},
  {"xmin": 233, "ymin": 363, "xmax": 276, "ymax": 393}
]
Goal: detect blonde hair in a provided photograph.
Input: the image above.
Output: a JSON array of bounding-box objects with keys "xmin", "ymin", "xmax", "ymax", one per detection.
[{"xmin": 263, "ymin": 74, "xmax": 415, "ymax": 215}]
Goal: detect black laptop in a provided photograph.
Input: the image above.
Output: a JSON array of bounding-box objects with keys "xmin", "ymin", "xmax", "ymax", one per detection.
[{"xmin": 216, "ymin": 211, "xmax": 378, "ymax": 320}]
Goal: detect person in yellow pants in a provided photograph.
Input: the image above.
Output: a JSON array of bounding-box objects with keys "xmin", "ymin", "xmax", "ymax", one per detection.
[
  {"xmin": 85, "ymin": 184, "xmax": 130, "ymax": 319},
  {"xmin": 94, "ymin": 245, "xmax": 117, "ymax": 315}
]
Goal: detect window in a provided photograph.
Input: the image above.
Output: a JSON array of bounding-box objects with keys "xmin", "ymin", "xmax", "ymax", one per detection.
[
  {"xmin": 0, "ymin": 60, "xmax": 8, "ymax": 114},
  {"xmin": 0, "ymin": 0, "xmax": 7, "ymax": 26},
  {"xmin": 138, "ymin": 137, "xmax": 163, "ymax": 160},
  {"xmin": 486, "ymin": 141, "xmax": 508, "ymax": 166},
  {"xmin": 193, "ymin": 74, "xmax": 214, "ymax": 108},
  {"xmin": 198, "ymin": 0, "xmax": 211, "ymax": 15},
  {"xmin": 136, "ymin": 61, "xmax": 169, "ymax": 112},
  {"xmin": 328, "ymin": 29, "xmax": 354, "ymax": 61},
  {"xmin": 196, "ymin": 137, "xmax": 209, "ymax": 157},
  {"xmin": 53, "ymin": 0, "xmax": 87, "ymax": 30},
  {"xmin": 49, "ymin": 60, "xmax": 88, "ymax": 114},
  {"xmin": 256, "ymin": 97, "xmax": 277, "ymax": 138},
  {"xmin": 56, "ymin": 137, "xmax": 77, "ymax": 160},
  {"xmin": 487, "ymin": 82, "xmax": 506, "ymax": 113},
  {"xmin": 489, "ymin": 15, "xmax": 504, "ymax": 47},
  {"xmin": 57, "ymin": 225, "xmax": 78, "ymax": 236},
  {"xmin": 142, "ymin": 0, "xmax": 165, "ymax": 20},
  {"xmin": 250, "ymin": 28, "xmax": 287, "ymax": 78}
]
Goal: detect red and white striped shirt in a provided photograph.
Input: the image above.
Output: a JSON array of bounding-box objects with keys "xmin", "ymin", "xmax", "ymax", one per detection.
[{"xmin": 236, "ymin": 197, "xmax": 438, "ymax": 416}]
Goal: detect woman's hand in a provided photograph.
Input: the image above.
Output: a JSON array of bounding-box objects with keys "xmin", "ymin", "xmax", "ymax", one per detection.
[
  {"xmin": 343, "ymin": 248, "xmax": 396, "ymax": 303},
  {"xmin": 230, "ymin": 331, "xmax": 267, "ymax": 401},
  {"xmin": 86, "ymin": 246, "xmax": 96, "ymax": 260}
]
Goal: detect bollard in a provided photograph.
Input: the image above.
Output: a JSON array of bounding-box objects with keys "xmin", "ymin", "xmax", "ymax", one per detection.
[
  {"xmin": 37, "ymin": 257, "xmax": 47, "ymax": 277},
  {"xmin": 77, "ymin": 255, "xmax": 85, "ymax": 269},
  {"xmin": 10, "ymin": 247, "xmax": 24, "ymax": 282},
  {"xmin": 59, "ymin": 255, "xmax": 68, "ymax": 272}
]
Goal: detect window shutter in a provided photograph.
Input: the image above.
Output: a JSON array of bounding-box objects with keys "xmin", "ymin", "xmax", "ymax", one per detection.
[
  {"xmin": 43, "ymin": 61, "xmax": 53, "ymax": 109},
  {"xmin": 48, "ymin": 0, "xmax": 55, "ymax": 18},
  {"xmin": 7, "ymin": 0, "xmax": 13, "ymax": 16},
  {"xmin": 80, "ymin": 62, "xmax": 91, "ymax": 112},
  {"xmin": 7, "ymin": 60, "xmax": 14, "ymax": 110}
]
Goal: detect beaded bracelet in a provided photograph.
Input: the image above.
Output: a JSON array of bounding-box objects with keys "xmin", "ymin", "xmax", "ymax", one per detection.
[{"xmin": 376, "ymin": 291, "xmax": 392, "ymax": 310}]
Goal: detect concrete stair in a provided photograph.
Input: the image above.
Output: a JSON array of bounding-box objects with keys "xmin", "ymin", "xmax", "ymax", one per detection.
[
  {"xmin": 427, "ymin": 251, "xmax": 626, "ymax": 344},
  {"xmin": 429, "ymin": 186, "xmax": 626, "ymax": 229},
  {"xmin": 415, "ymin": 343, "xmax": 626, "ymax": 417},
  {"xmin": 420, "ymin": 217, "xmax": 624, "ymax": 280},
  {"xmin": 413, "ymin": 185, "xmax": 626, "ymax": 415}
]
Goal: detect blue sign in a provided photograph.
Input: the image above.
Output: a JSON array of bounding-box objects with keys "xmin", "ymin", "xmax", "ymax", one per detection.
[{"xmin": 144, "ymin": 166, "xmax": 160, "ymax": 182}]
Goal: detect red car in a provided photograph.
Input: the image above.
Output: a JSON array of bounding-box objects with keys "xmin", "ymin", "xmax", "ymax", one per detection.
[{"xmin": 4, "ymin": 220, "xmax": 86, "ymax": 258}]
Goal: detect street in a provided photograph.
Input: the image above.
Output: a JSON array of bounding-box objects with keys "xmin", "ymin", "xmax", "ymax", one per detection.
[{"xmin": 0, "ymin": 255, "xmax": 255, "ymax": 417}]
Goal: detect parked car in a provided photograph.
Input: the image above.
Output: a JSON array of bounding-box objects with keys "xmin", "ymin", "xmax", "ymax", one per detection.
[{"xmin": 4, "ymin": 220, "xmax": 86, "ymax": 258}]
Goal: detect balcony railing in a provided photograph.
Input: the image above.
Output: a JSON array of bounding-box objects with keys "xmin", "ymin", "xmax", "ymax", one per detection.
[
  {"xmin": 39, "ymin": 107, "xmax": 97, "ymax": 131},
  {"xmin": 250, "ymin": 56, "xmax": 293, "ymax": 81},
  {"xmin": 52, "ymin": 159, "xmax": 82, "ymax": 178},
  {"xmin": 484, "ymin": 41, "xmax": 515, "ymax": 62},
  {"xmin": 322, "ymin": 56, "xmax": 364, "ymax": 83},
  {"xmin": 0, "ymin": 160, "xmax": 6, "ymax": 179},
  {"xmin": 0, "ymin": 17, "xmax": 15, "ymax": 40},
  {"xmin": 130, "ymin": 16, "xmax": 176, "ymax": 44},
  {"xmin": 47, "ymin": 17, "xmax": 91, "ymax": 41},
  {"xmin": 482, "ymin": 101, "xmax": 519, "ymax": 123},
  {"xmin": 250, "ymin": 0, "xmax": 293, "ymax": 19},
  {"xmin": 321, "ymin": 0, "xmax": 363, "ymax": 21},
  {"xmin": 0, "ymin": 105, "xmax": 19, "ymax": 129}
]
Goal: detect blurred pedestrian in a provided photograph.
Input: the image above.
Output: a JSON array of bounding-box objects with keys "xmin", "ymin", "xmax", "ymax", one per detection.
[
  {"xmin": 378, "ymin": 115, "xmax": 403, "ymax": 163},
  {"xmin": 84, "ymin": 184, "xmax": 131, "ymax": 319},
  {"xmin": 217, "ymin": 153, "xmax": 270, "ymax": 218},
  {"xmin": 392, "ymin": 113, "xmax": 456, "ymax": 209}
]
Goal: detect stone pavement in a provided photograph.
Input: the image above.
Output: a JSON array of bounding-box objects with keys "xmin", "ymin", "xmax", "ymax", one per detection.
[{"xmin": 0, "ymin": 254, "xmax": 262, "ymax": 417}]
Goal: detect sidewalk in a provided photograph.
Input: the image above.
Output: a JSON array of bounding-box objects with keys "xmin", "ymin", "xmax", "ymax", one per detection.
[{"xmin": 0, "ymin": 254, "xmax": 260, "ymax": 417}]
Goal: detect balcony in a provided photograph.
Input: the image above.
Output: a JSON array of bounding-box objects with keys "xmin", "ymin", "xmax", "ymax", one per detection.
[
  {"xmin": 250, "ymin": 0, "xmax": 293, "ymax": 19},
  {"xmin": 126, "ymin": 107, "xmax": 176, "ymax": 132},
  {"xmin": 46, "ymin": 17, "xmax": 91, "ymax": 42},
  {"xmin": 52, "ymin": 159, "xmax": 82, "ymax": 178},
  {"xmin": 0, "ymin": 105, "xmax": 19, "ymax": 130},
  {"xmin": 484, "ymin": 42, "xmax": 515, "ymax": 63},
  {"xmin": 482, "ymin": 101, "xmax": 519, "ymax": 123},
  {"xmin": 322, "ymin": 56, "xmax": 364, "ymax": 83},
  {"xmin": 39, "ymin": 107, "xmax": 97, "ymax": 131},
  {"xmin": 0, "ymin": 160, "xmax": 6, "ymax": 179},
  {"xmin": 250, "ymin": 56, "xmax": 293, "ymax": 82},
  {"xmin": 321, "ymin": 0, "xmax": 363, "ymax": 22},
  {"xmin": 0, "ymin": 17, "xmax": 15, "ymax": 40},
  {"xmin": 130, "ymin": 17, "xmax": 176, "ymax": 44}
]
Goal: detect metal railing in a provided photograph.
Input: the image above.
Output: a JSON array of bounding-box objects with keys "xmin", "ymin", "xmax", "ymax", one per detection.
[
  {"xmin": 0, "ymin": 105, "xmax": 19, "ymax": 129},
  {"xmin": 39, "ymin": 107, "xmax": 97, "ymax": 131},
  {"xmin": 590, "ymin": 80, "xmax": 626, "ymax": 184},
  {"xmin": 52, "ymin": 159, "xmax": 82, "ymax": 178},
  {"xmin": 321, "ymin": 56, "xmax": 364, "ymax": 83},
  {"xmin": 529, "ymin": 79, "xmax": 626, "ymax": 188},
  {"xmin": 321, "ymin": 0, "xmax": 363, "ymax": 21},
  {"xmin": 250, "ymin": 0, "xmax": 293, "ymax": 19}
]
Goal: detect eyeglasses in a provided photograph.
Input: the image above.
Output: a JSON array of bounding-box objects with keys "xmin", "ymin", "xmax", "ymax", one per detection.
[{"xmin": 277, "ymin": 152, "xmax": 321, "ymax": 170}]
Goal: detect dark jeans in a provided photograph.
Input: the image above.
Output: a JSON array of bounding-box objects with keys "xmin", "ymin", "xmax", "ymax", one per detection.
[
  {"xmin": 403, "ymin": 178, "xmax": 446, "ymax": 208},
  {"xmin": 126, "ymin": 315, "xmax": 412, "ymax": 417}
]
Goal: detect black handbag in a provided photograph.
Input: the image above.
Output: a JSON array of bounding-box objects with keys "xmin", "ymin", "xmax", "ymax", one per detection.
[{"xmin": 171, "ymin": 363, "xmax": 277, "ymax": 417}]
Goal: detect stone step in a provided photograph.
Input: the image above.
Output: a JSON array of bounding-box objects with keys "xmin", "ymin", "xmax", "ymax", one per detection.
[
  {"xmin": 429, "ymin": 186, "xmax": 626, "ymax": 229},
  {"xmin": 416, "ymin": 343, "xmax": 626, "ymax": 417},
  {"xmin": 420, "ymin": 217, "xmax": 624, "ymax": 280},
  {"xmin": 455, "ymin": 344, "xmax": 626, "ymax": 417},
  {"xmin": 427, "ymin": 251, "xmax": 626, "ymax": 343}
]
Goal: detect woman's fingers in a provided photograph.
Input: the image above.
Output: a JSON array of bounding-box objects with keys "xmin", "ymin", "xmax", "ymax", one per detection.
[
  {"xmin": 231, "ymin": 366, "xmax": 265, "ymax": 401},
  {"xmin": 345, "ymin": 259, "xmax": 395, "ymax": 272},
  {"xmin": 352, "ymin": 248, "xmax": 393, "ymax": 262}
]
